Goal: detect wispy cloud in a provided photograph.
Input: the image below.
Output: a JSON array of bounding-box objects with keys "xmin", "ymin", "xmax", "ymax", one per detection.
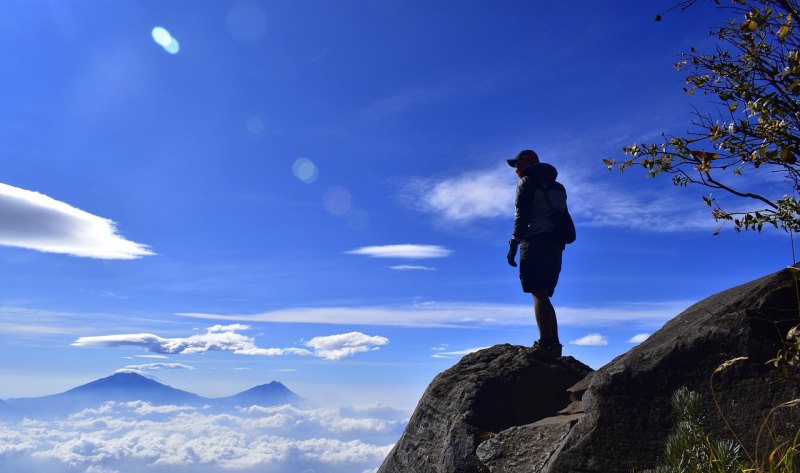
[
  {"xmin": 570, "ymin": 333, "xmax": 609, "ymax": 346},
  {"xmin": 0, "ymin": 182, "xmax": 154, "ymax": 259},
  {"xmin": 628, "ymin": 333, "xmax": 651, "ymax": 344},
  {"xmin": 116, "ymin": 362, "xmax": 195, "ymax": 373},
  {"xmin": 431, "ymin": 347, "xmax": 488, "ymax": 359},
  {"xmin": 402, "ymin": 163, "xmax": 716, "ymax": 232},
  {"xmin": 0, "ymin": 307, "xmax": 96, "ymax": 335},
  {"xmin": 362, "ymin": 86, "xmax": 448, "ymax": 120},
  {"xmin": 178, "ymin": 300, "xmax": 688, "ymax": 329},
  {"xmin": 133, "ymin": 354, "xmax": 169, "ymax": 359},
  {"xmin": 389, "ymin": 265, "xmax": 436, "ymax": 271},
  {"xmin": 345, "ymin": 244, "xmax": 451, "ymax": 259},
  {"xmin": 561, "ymin": 169, "xmax": 714, "ymax": 232},
  {"xmin": 72, "ymin": 325, "xmax": 388, "ymax": 361}
]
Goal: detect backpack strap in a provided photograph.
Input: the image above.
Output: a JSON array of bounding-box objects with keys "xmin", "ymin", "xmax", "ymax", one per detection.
[{"xmin": 538, "ymin": 182, "xmax": 565, "ymax": 214}]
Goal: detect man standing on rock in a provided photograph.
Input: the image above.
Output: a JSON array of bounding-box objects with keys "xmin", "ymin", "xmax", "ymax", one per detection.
[{"xmin": 506, "ymin": 149, "xmax": 568, "ymax": 359}]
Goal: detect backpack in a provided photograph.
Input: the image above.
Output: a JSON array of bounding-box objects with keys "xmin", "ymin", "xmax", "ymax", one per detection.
[{"xmin": 541, "ymin": 184, "xmax": 576, "ymax": 245}]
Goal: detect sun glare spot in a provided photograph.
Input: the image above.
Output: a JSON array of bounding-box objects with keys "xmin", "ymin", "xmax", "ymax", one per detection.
[
  {"xmin": 151, "ymin": 26, "xmax": 180, "ymax": 54},
  {"xmin": 293, "ymin": 158, "xmax": 318, "ymax": 183},
  {"xmin": 346, "ymin": 208, "xmax": 370, "ymax": 231},
  {"xmin": 246, "ymin": 116, "xmax": 264, "ymax": 135},
  {"xmin": 323, "ymin": 187, "xmax": 353, "ymax": 216},
  {"xmin": 226, "ymin": 1, "xmax": 268, "ymax": 45}
]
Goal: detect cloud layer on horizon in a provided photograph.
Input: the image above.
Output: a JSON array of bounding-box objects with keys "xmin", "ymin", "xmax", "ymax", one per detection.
[
  {"xmin": 0, "ymin": 183, "xmax": 154, "ymax": 259},
  {"xmin": 0, "ymin": 401, "xmax": 402, "ymax": 473},
  {"xmin": 72, "ymin": 325, "xmax": 388, "ymax": 361}
]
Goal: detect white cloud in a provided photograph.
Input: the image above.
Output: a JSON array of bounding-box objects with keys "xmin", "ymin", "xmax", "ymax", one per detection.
[
  {"xmin": 116, "ymin": 362, "xmax": 194, "ymax": 373},
  {"xmin": 389, "ymin": 265, "xmax": 436, "ymax": 271},
  {"xmin": 628, "ymin": 333, "xmax": 651, "ymax": 343},
  {"xmin": 72, "ymin": 324, "xmax": 279, "ymax": 355},
  {"xmin": 305, "ymin": 332, "xmax": 389, "ymax": 361},
  {"xmin": 431, "ymin": 347, "xmax": 489, "ymax": 359},
  {"xmin": 402, "ymin": 163, "xmax": 717, "ymax": 232},
  {"xmin": 0, "ymin": 401, "xmax": 399, "ymax": 473},
  {"xmin": 72, "ymin": 325, "xmax": 387, "ymax": 361},
  {"xmin": 133, "ymin": 355, "xmax": 168, "ymax": 359},
  {"xmin": 235, "ymin": 347, "xmax": 314, "ymax": 357},
  {"xmin": 0, "ymin": 183, "xmax": 154, "ymax": 259},
  {"xmin": 345, "ymin": 244, "xmax": 451, "ymax": 259},
  {"xmin": 84, "ymin": 466, "xmax": 120, "ymax": 473},
  {"xmin": 178, "ymin": 300, "xmax": 688, "ymax": 329},
  {"xmin": 122, "ymin": 401, "xmax": 196, "ymax": 416},
  {"xmin": 570, "ymin": 333, "xmax": 609, "ymax": 346},
  {"xmin": 404, "ymin": 167, "xmax": 515, "ymax": 222}
]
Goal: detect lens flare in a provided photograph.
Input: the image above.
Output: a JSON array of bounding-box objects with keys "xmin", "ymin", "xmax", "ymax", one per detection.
[
  {"xmin": 246, "ymin": 117, "xmax": 264, "ymax": 135},
  {"xmin": 346, "ymin": 208, "xmax": 370, "ymax": 231},
  {"xmin": 323, "ymin": 187, "xmax": 352, "ymax": 216},
  {"xmin": 292, "ymin": 158, "xmax": 318, "ymax": 183},
  {"xmin": 151, "ymin": 26, "xmax": 180, "ymax": 54},
  {"xmin": 226, "ymin": 1, "xmax": 268, "ymax": 45}
]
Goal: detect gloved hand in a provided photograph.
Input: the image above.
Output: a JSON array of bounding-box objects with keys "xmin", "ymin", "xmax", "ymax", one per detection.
[{"xmin": 506, "ymin": 239, "xmax": 518, "ymax": 267}]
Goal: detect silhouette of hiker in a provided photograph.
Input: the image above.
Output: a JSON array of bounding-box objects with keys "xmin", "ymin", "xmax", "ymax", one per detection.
[{"xmin": 506, "ymin": 150, "xmax": 567, "ymax": 359}]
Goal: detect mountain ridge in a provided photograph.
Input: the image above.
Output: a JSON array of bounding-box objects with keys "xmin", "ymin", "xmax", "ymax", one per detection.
[{"xmin": 2, "ymin": 372, "xmax": 302, "ymax": 419}]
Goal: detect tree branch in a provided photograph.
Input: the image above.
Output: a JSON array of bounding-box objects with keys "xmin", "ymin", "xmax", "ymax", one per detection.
[{"xmin": 703, "ymin": 171, "xmax": 779, "ymax": 209}]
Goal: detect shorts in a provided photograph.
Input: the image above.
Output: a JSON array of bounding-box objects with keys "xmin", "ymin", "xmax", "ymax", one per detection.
[{"xmin": 519, "ymin": 233, "xmax": 563, "ymax": 296}]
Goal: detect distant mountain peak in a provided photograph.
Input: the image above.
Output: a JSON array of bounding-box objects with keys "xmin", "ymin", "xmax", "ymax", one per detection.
[
  {"xmin": 218, "ymin": 380, "xmax": 301, "ymax": 407},
  {"xmin": 2, "ymin": 374, "xmax": 301, "ymax": 419}
]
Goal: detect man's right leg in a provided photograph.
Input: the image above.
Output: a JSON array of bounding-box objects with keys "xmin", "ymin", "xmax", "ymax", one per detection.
[{"xmin": 533, "ymin": 289, "xmax": 558, "ymax": 342}]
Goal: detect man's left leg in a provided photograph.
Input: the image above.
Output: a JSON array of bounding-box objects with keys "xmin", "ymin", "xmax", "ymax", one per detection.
[{"xmin": 532, "ymin": 289, "xmax": 561, "ymax": 358}]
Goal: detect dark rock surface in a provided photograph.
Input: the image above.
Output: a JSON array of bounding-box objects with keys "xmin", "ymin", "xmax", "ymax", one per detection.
[
  {"xmin": 545, "ymin": 266, "xmax": 800, "ymax": 472},
  {"xmin": 377, "ymin": 344, "xmax": 592, "ymax": 473},
  {"xmin": 476, "ymin": 414, "xmax": 583, "ymax": 472}
]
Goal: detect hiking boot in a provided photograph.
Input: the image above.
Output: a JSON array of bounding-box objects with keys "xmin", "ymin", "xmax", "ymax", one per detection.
[{"xmin": 531, "ymin": 339, "xmax": 562, "ymax": 359}]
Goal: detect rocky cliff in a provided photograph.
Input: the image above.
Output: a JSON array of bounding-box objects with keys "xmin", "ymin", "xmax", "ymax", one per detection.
[
  {"xmin": 379, "ymin": 266, "xmax": 800, "ymax": 472},
  {"xmin": 378, "ymin": 345, "xmax": 592, "ymax": 473}
]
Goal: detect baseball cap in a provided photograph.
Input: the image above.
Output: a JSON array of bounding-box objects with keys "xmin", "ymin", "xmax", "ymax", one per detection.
[{"xmin": 506, "ymin": 149, "xmax": 539, "ymax": 167}]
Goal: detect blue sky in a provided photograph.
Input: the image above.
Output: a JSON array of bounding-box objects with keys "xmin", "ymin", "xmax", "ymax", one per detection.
[{"xmin": 0, "ymin": 0, "xmax": 792, "ymax": 416}]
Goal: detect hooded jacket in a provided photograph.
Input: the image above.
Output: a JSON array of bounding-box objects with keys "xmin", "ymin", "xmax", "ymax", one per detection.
[{"xmin": 512, "ymin": 162, "xmax": 568, "ymax": 241}]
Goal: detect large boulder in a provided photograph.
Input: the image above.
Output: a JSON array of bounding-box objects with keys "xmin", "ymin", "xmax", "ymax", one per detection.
[
  {"xmin": 377, "ymin": 345, "xmax": 592, "ymax": 473},
  {"xmin": 545, "ymin": 266, "xmax": 800, "ymax": 472}
]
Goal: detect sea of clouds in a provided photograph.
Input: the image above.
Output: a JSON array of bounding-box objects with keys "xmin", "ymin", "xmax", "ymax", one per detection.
[{"xmin": 0, "ymin": 401, "xmax": 406, "ymax": 473}]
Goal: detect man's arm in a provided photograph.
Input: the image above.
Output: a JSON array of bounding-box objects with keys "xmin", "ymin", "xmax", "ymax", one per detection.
[{"xmin": 512, "ymin": 176, "xmax": 533, "ymax": 242}]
